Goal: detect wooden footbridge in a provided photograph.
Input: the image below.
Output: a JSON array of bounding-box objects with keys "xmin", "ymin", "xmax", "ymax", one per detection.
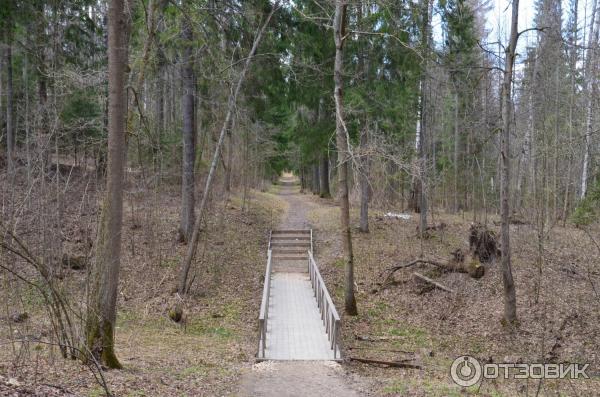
[{"xmin": 257, "ymin": 229, "xmax": 342, "ymax": 361}]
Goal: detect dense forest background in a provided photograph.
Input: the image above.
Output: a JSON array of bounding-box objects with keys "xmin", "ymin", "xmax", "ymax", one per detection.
[{"xmin": 1, "ymin": 0, "xmax": 599, "ymax": 230}]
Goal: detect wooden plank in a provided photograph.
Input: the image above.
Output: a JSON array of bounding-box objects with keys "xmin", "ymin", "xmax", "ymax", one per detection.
[
  {"xmin": 272, "ymin": 256, "xmax": 307, "ymax": 261},
  {"xmin": 272, "ymin": 249, "xmax": 307, "ymax": 254},
  {"xmin": 271, "ymin": 229, "xmax": 311, "ymax": 234},
  {"xmin": 270, "ymin": 236, "xmax": 311, "ymax": 241},
  {"xmin": 271, "ymin": 241, "xmax": 310, "ymax": 247}
]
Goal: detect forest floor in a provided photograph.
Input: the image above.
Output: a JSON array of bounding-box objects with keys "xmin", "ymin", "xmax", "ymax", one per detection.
[
  {"xmin": 1, "ymin": 170, "xmax": 599, "ymax": 396},
  {"xmin": 304, "ymin": 190, "xmax": 600, "ymax": 396}
]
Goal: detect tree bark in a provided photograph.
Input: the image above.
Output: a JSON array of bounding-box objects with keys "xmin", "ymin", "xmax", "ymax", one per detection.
[
  {"xmin": 85, "ymin": 0, "xmax": 130, "ymax": 369},
  {"xmin": 499, "ymin": 0, "xmax": 519, "ymax": 325},
  {"xmin": 453, "ymin": 90, "xmax": 459, "ymax": 213},
  {"xmin": 333, "ymin": 0, "xmax": 357, "ymax": 316},
  {"xmin": 359, "ymin": 126, "xmax": 369, "ymax": 233},
  {"xmin": 5, "ymin": 36, "xmax": 14, "ymax": 169},
  {"xmin": 177, "ymin": 3, "xmax": 279, "ymax": 294},
  {"xmin": 320, "ymin": 152, "xmax": 331, "ymax": 198},
  {"xmin": 357, "ymin": 3, "xmax": 369, "ymax": 232},
  {"xmin": 417, "ymin": 0, "xmax": 431, "ymax": 236},
  {"xmin": 312, "ymin": 163, "xmax": 320, "ymax": 195},
  {"xmin": 581, "ymin": 0, "xmax": 599, "ymax": 199},
  {"xmin": 179, "ymin": 15, "xmax": 196, "ymax": 243}
]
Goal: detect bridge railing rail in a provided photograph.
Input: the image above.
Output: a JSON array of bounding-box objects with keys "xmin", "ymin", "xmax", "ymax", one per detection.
[
  {"xmin": 308, "ymin": 250, "xmax": 342, "ymax": 359},
  {"xmin": 257, "ymin": 231, "xmax": 273, "ymax": 360}
]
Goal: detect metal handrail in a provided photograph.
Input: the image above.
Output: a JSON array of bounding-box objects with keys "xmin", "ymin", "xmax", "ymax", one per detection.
[
  {"xmin": 307, "ymin": 250, "xmax": 342, "ymax": 359},
  {"xmin": 258, "ymin": 248, "xmax": 273, "ymax": 359}
]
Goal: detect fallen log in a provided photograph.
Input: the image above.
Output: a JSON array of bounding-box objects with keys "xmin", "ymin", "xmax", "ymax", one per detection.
[
  {"xmin": 412, "ymin": 272, "xmax": 454, "ymax": 293},
  {"xmin": 349, "ymin": 356, "xmax": 422, "ymax": 369},
  {"xmin": 381, "ymin": 255, "xmax": 484, "ymax": 289}
]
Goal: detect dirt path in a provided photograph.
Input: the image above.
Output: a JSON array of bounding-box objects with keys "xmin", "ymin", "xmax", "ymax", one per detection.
[{"xmin": 236, "ymin": 177, "xmax": 368, "ymax": 397}]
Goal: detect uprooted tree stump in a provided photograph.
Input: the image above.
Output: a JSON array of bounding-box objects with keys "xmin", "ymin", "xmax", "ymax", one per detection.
[
  {"xmin": 61, "ymin": 254, "xmax": 87, "ymax": 270},
  {"xmin": 377, "ymin": 223, "xmax": 498, "ymax": 292},
  {"xmin": 380, "ymin": 252, "xmax": 484, "ymax": 290},
  {"xmin": 469, "ymin": 222, "xmax": 500, "ymax": 263}
]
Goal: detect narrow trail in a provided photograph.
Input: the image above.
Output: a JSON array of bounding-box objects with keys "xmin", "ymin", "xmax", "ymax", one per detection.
[{"xmin": 236, "ymin": 177, "xmax": 366, "ymax": 397}]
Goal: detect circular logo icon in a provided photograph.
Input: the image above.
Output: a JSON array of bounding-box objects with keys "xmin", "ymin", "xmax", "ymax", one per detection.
[{"xmin": 450, "ymin": 355, "xmax": 482, "ymax": 387}]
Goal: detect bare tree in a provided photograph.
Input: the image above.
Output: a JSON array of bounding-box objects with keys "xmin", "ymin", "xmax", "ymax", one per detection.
[
  {"xmin": 499, "ymin": 0, "xmax": 519, "ymax": 325},
  {"xmin": 85, "ymin": 0, "xmax": 130, "ymax": 369},
  {"xmin": 5, "ymin": 27, "xmax": 14, "ymax": 169},
  {"xmin": 178, "ymin": 2, "xmax": 279, "ymax": 294},
  {"xmin": 333, "ymin": 0, "xmax": 358, "ymax": 316}
]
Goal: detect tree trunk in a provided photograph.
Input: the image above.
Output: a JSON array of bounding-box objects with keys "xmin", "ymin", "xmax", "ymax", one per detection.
[
  {"xmin": 300, "ymin": 165, "xmax": 306, "ymax": 192},
  {"xmin": 581, "ymin": 0, "xmax": 599, "ymax": 198},
  {"xmin": 320, "ymin": 152, "xmax": 331, "ymax": 198},
  {"xmin": 177, "ymin": 3, "xmax": 279, "ymax": 294},
  {"xmin": 418, "ymin": 0, "xmax": 431, "ymax": 236},
  {"xmin": 225, "ymin": 131, "xmax": 233, "ymax": 193},
  {"xmin": 5, "ymin": 37, "xmax": 14, "ymax": 169},
  {"xmin": 499, "ymin": 0, "xmax": 519, "ymax": 325},
  {"xmin": 359, "ymin": 126, "xmax": 369, "ymax": 233},
  {"xmin": 179, "ymin": 16, "xmax": 196, "ymax": 243},
  {"xmin": 453, "ymin": 90, "xmax": 459, "ymax": 212},
  {"xmin": 333, "ymin": 0, "xmax": 357, "ymax": 316},
  {"xmin": 357, "ymin": 3, "xmax": 369, "ymax": 232},
  {"xmin": 563, "ymin": 0, "xmax": 579, "ymax": 223},
  {"xmin": 312, "ymin": 163, "xmax": 320, "ymax": 195},
  {"xmin": 85, "ymin": 0, "xmax": 130, "ymax": 369}
]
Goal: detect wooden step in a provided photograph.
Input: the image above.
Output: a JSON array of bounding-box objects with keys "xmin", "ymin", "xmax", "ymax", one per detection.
[
  {"xmin": 272, "ymin": 249, "xmax": 308, "ymax": 255},
  {"xmin": 272, "ymin": 256, "xmax": 308, "ymax": 261},
  {"xmin": 270, "ymin": 241, "xmax": 311, "ymax": 247},
  {"xmin": 271, "ymin": 229, "xmax": 311, "ymax": 234},
  {"xmin": 270, "ymin": 236, "xmax": 311, "ymax": 241}
]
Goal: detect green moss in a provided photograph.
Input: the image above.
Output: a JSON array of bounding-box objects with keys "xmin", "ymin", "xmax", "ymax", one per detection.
[{"xmin": 101, "ymin": 321, "xmax": 123, "ymax": 369}]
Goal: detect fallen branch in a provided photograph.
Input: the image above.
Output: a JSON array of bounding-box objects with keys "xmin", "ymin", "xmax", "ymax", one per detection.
[
  {"xmin": 412, "ymin": 272, "xmax": 454, "ymax": 293},
  {"xmin": 348, "ymin": 344, "xmax": 415, "ymax": 355},
  {"xmin": 349, "ymin": 356, "xmax": 422, "ymax": 369},
  {"xmin": 355, "ymin": 335, "xmax": 407, "ymax": 342}
]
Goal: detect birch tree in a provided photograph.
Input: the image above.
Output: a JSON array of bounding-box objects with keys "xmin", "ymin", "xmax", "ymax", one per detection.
[{"xmin": 581, "ymin": 0, "xmax": 599, "ymax": 198}]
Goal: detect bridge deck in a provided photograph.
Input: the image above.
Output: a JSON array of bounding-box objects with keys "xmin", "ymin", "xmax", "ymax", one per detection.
[
  {"xmin": 265, "ymin": 272, "xmax": 335, "ymax": 360},
  {"xmin": 259, "ymin": 229, "xmax": 341, "ymax": 361}
]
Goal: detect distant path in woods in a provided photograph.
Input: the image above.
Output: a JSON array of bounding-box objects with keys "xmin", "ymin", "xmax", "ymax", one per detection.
[{"xmin": 236, "ymin": 175, "xmax": 366, "ymax": 397}]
